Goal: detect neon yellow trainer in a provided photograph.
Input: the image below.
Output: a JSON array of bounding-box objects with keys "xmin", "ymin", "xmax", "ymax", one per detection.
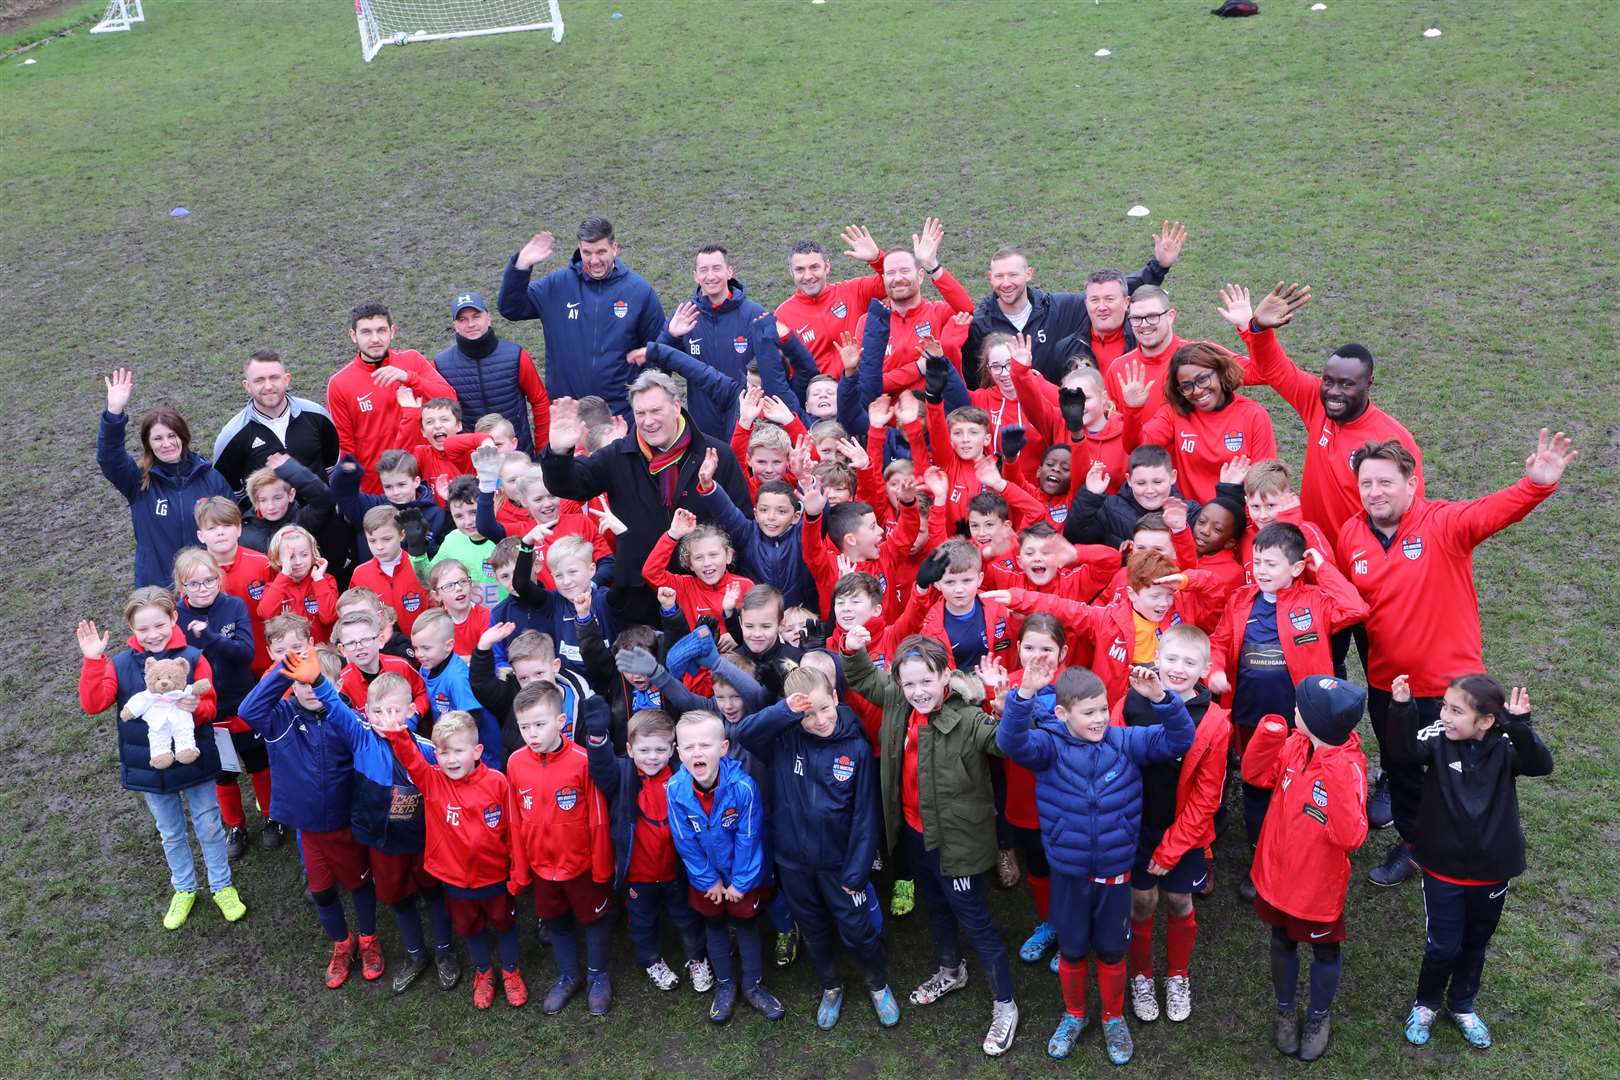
[
  {"xmin": 163, "ymin": 890, "xmax": 197, "ymax": 930},
  {"xmin": 213, "ymin": 886, "xmax": 247, "ymax": 923}
]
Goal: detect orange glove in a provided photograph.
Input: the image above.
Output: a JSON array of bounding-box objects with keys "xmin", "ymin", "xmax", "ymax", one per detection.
[{"xmin": 284, "ymin": 649, "xmax": 322, "ymax": 686}]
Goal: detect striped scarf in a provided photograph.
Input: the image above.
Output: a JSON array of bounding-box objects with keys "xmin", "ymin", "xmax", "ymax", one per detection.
[{"xmin": 638, "ymin": 415, "xmax": 691, "ymax": 507}]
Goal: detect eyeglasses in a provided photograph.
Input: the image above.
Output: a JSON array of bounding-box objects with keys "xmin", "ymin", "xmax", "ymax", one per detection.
[
  {"xmin": 181, "ymin": 578, "xmax": 220, "ymax": 591},
  {"xmin": 435, "ymin": 578, "xmax": 472, "ymax": 593},
  {"xmin": 988, "ymin": 361, "xmax": 1012, "ymax": 374},
  {"xmin": 1127, "ymin": 310, "xmax": 1168, "ymax": 327},
  {"xmin": 1175, "ymin": 371, "xmax": 1218, "ymax": 395},
  {"xmin": 337, "ymin": 634, "xmax": 380, "ymax": 648}
]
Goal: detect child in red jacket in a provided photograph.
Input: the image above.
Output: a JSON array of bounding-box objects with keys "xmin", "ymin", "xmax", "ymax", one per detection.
[
  {"xmin": 375, "ymin": 709, "xmax": 526, "ymax": 1010},
  {"xmin": 1121, "ymin": 625, "xmax": 1231, "ymax": 1025},
  {"xmin": 643, "ymin": 508, "xmax": 755, "ymax": 629},
  {"xmin": 1242, "ymin": 676, "xmax": 1370, "ymax": 1063},
  {"xmin": 256, "ymin": 524, "xmax": 338, "ymax": 643},
  {"xmin": 506, "ymin": 681, "xmax": 616, "ymax": 1016}
]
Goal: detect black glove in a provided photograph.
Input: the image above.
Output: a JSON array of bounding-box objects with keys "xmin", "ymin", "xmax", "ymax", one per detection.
[
  {"xmin": 1059, "ymin": 384, "xmax": 1088, "ymax": 434},
  {"xmin": 397, "ymin": 506, "xmax": 429, "ymax": 558},
  {"xmin": 999, "ymin": 424, "xmax": 1027, "ymax": 462},
  {"xmin": 914, "ymin": 547, "xmax": 951, "ymax": 591},
  {"xmin": 582, "ymin": 696, "xmax": 611, "ymax": 741},
  {"xmin": 797, "ymin": 615, "xmax": 827, "ymax": 651},
  {"xmin": 923, "ymin": 352, "xmax": 949, "ymax": 403}
]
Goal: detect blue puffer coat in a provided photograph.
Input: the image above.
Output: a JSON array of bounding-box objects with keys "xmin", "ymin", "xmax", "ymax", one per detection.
[{"xmin": 997, "ymin": 689, "xmax": 1194, "ymax": 877}]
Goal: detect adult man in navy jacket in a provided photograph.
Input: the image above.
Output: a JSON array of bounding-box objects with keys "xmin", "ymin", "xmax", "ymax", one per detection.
[
  {"xmin": 497, "ymin": 216, "xmax": 665, "ymax": 417},
  {"xmin": 659, "ymin": 244, "xmax": 818, "ymax": 439},
  {"xmin": 434, "ymin": 292, "xmax": 550, "ymax": 455}
]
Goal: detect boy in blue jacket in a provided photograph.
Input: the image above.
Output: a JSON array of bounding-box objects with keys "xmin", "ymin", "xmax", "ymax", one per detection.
[
  {"xmin": 330, "ymin": 451, "xmax": 448, "ymax": 562},
  {"xmin": 320, "ymin": 671, "xmax": 461, "ymax": 995},
  {"xmin": 584, "ymin": 702, "xmax": 714, "ymax": 995},
  {"xmin": 699, "ymin": 476, "xmax": 817, "ymax": 612},
  {"xmin": 236, "ymin": 620, "xmax": 379, "ymax": 990},
  {"xmin": 730, "ymin": 666, "xmax": 899, "ymax": 1031},
  {"xmin": 666, "ymin": 710, "xmax": 783, "ymax": 1023},
  {"xmin": 412, "ymin": 609, "xmax": 503, "ymax": 770},
  {"xmin": 998, "ymin": 658, "xmax": 1194, "ymax": 1067}
]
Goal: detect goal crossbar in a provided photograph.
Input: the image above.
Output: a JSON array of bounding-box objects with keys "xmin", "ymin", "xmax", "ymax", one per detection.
[{"xmin": 356, "ymin": 0, "xmax": 563, "ymax": 62}]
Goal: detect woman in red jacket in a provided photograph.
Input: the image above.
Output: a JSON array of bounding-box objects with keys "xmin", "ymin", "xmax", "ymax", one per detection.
[{"xmin": 1119, "ymin": 343, "xmax": 1277, "ymax": 504}]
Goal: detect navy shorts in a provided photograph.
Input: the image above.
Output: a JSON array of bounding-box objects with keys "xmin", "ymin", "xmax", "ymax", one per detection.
[{"xmin": 1130, "ymin": 826, "xmax": 1210, "ymax": 895}]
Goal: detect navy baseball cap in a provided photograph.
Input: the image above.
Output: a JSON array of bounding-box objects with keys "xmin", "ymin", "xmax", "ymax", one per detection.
[{"xmin": 451, "ymin": 291, "xmax": 488, "ymax": 317}]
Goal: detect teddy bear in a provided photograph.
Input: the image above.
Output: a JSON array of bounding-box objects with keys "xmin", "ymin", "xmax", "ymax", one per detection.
[{"xmin": 119, "ymin": 656, "xmax": 212, "ymax": 769}]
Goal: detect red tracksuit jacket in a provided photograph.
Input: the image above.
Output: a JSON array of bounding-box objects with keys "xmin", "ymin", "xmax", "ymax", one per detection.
[
  {"xmin": 1243, "ymin": 719, "xmax": 1368, "ymax": 921},
  {"xmin": 802, "ymin": 499, "xmax": 921, "ymax": 622},
  {"xmin": 1110, "ymin": 695, "xmax": 1233, "ymax": 871},
  {"xmin": 1241, "ymin": 326, "xmax": 1425, "ymax": 537},
  {"xmin": 641, "ymin": 532, "xmax": 755, "ymax": 629},
  {"xmin": 326, "ymin": 350, "xmax": 456, "ymax": 494},
  {"xmin": 506, "ymin": 738, "xmax": 614, "ymax": 886},
  {"xmin": 256, "ymin": 571, "xmax": 339, "ymax": 643},
  {"xmin": 349, "ymin": 557, "xmax": 432, "ymax": 636},
  {"xmin": 219, "ymin": 546, "xmax": 273, "ymax": 675},
  {"xmin": 338, "ymin": 655, "xmax": 428, "ymax": 720},
  {"xmin": 916, "ymin": 595, "xmax": 1017, "ymax": 669},
  {"xmin": 1333, "ymin": 477, "xmax": 1557, "ymax": 696},
  {"xmin": 1209, "ymin": 561, "xmax": 1369, "ymax": 694},
  {"xmin": 921, "ymin": 401, "xmax": 1048, "ymax": 534},
  {"xmin": 1238, "ymin": 505, "xmax": 1331, "ymax": 587},
  {"xmin": 384, "ymin": 725, "xmax": 511, "ymax": 889},
  {"xmin": 775, "ymin": 256, "xmax": 888, "ymax": 377},
  {"xmin": 862, "ymin": 277, "xmax": 976, "ymax": 393},
  {"xmin": 1126, "ymin": 395, "xmax": 1278, "ymax": 506}
]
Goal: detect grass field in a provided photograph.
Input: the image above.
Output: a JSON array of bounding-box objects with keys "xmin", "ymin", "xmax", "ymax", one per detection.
[{"xmin": 3, "ymin": 0, "xmax": 1617, "ymax": 1075}]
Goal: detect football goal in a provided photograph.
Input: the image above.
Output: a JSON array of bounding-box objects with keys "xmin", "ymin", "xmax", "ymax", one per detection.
[
  {"xmin": 90, "ymin": 0, "xmax": 145, "ymax": 33},
  {"xmin": 355, "ymin": 0, "xmax": 564, "ymax": 62}
]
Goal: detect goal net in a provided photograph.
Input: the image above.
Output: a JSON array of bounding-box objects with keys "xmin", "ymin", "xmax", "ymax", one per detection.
[
  {"xmin": 355, "ymin": 0, "xmax": 563, "ymax": 62},
  {"xmin": 90, "ymin": 0, "xmax": 145, "ymax": 33}
]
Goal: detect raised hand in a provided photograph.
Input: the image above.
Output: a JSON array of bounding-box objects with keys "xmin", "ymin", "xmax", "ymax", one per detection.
[
  {"xmin": 891, "ymin": 473, "xmax": 918, "ymax": 505},
  {"xmin": 697, "ymin": 446, "xmax": 719, "ymax": 490},
  {"xmin": 950, "ymin": 310, "xmax": 973, "ymax": 327},
  {"xmin": 1009, "ymin": 333, "xmax": 1034, "ymax": 368},
  {"xmin": 977, "ymin": 655, "xmax": 1009, "ymax": 698},
  {"xmin": 894, "ymin": 390, "xmax": 922, "ymax": 426},
  {"xmin": 371, "ymin": 365, "xmax": 409, "ymax": 387},
  {"xmin": 978, "ymin": 589, "xmax": 1012, "ymax": 605},
  {"xmin": 625, "ymin": 347, "xmax": 648, "ymax": 368},
  {"xmin": 433, "ymin": 474, "xmax": 451, "ymax": 502},
  {"xmin": 1505, "ymin": 686, "xmax": 1531, "ymax": 716},
  {"xmin": 76, "ymin": 619, "xmax": 109, "ymax": 660},
  {"xmin": 589, "ymin": 501, "xmax": 627, "ymax": 535},
  {"xmin": 1019, "ymin": 652, "xmax": 1057, "ymax": 696},
  {"xmin": 1118, "ymin": 358, "xmax": 1155, "ymax": 409},
  {"xmin": 1253, "ymin": 281, "xmax": 1312, "ymax": 329},
  {"xmin": 1219, "ymin": 453, "xmax": 1252, "ymax": 486},
  {"xmin": 522, "ymin": 520, "xmax": 555, "ymax": 546},
  {"xmin": 918, "ymin": 334, "xmax": 945, "ymax": 359},
  {"xmin": 921, "ymin": 465, "xmax": 950, "ymax": 505},
  {"xmin": 667, "ymin": 507, "xmax": 698, "ymax": 541},
  {"xmin": 1524, "ymin": 428, "xmax": 1577, "ymax": 486},
  {"xmin": 842, "ymin": 624, "xmax": 872, "ymax": 652},
  {"xmin": 1151, "ymin": 572, "xmax": 1188, "ymax": 589},
  {"xmin": 912, "ymin": 217, "xmax": 944, "ymax": 268},
  {"xmin": 549, "ymin": 397, "xmax": 583, "ymax": 452},
  {"xmin": 797, "ymin": 473, "xmax": 826, "ymax": 517},
  {"xmin": 737, "ymin": 385, "xmax": 765, "ymax": 427},
  {"xmin": 1161, "ymin": 496, "xmax": 1189, "ymax": 532},
  {"xmin": 284, "ymin": 649, "xmax": 323, "ymax": 685},
  {"xmin": 1152, "ymin": 221, "xmax": 1188, "ymax": 268},
  {"xmin": 839, "ymin": 224, "xmax": 881, "ymax": 263},
  {"xmin": 867, "ymin": 393, "xmax": 894, "ymax": 430},
  {"xmin": 721, "ymin": 579, "xmax": 742, "ymax": 614},
  {"xmin": 1129, "ymin": 664, "xmax": 1168, "ymax": 703},
  {"xmin": 311, "ymin": 557, "xmax": 329, "ymax": 582},
  {"xmin": 264, "ymin": 452, "xmax": 291, "ymax": 470},
  {"xmin": 835, "ymin": 437, "xmax": 871, "ymax": 471},
  {"xmin": 668, "ymin": 301, "xmax": 700, "ymax": 339},
  {"xmin": 104, "ymin": 368, "xmax": 134, "ymax": 415},
  {"xmin": 1390, "ymin": 673, "xmax": 1411, "ymax": 703},
  {"xmin": 973, "ymin": 453, "xmax": 1006, "ymax": 492},
  {"xmin": 572, "ymin": 590, "xmax": 594, "ymax": 619},
  {"xmin": 516, "ymin": 230, "xmax": 554, "ymax": 270},
  {"xmin": 1085, "ymin": 460, "xmax": 1111, "ymax": 495},
  {"xmin": 761, "ymin": 395, "xmax": 795, "ymax": 426},
  {"xmin": 786, "ymin": 691, "xmax": 816, "ymax": 715},
  {"xmin": 477, "ymin": 621, "xmax": 517, "ymax": 651},
  {"xmin": 1303, "ymin": 547, "xmax": 1325, "ymax": 573},
  {"xmin": 656, "ymin": 586, "xmax": 679, "ymax": 611},
  {"xmin": 1216, "ymin": 284, "xmax": 1253, "ymax": 330},
  {"xmin": 395, "ymin": 385, "xmax": 420, "ymax": 408},
  {"xmin": 835, "ymin": 330, "xmax": 861, "ymax": 374},
  {"xmin": 1208, "ymin": 670, "xmax": 1232, "ymax": 696}
]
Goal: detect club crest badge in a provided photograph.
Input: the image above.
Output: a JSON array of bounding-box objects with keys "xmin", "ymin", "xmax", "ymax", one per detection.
[
  {"xmin": 1289, "ymin": 607, "xmax": 1313, "ymax": 631},
  {"xmin": 247, "ymin": 579, "xmax": 265, "ymax": 600},
  {"xmin": 402, "ymin": 592, "xmax": 422, "ymax": 613},
  {"xmin": 831, "ymin": 756, "xmax": 854, "ymax": 783},
  {"xmin": 733, "ymin": 335, "xmax": 748, "ymax": 354},
  {"xmin": 555, "ymin": 786, "xmax": 578, "ymax": 812},
  {"xmin": 1311, "ymin": 779, "xmax": 1329, "ymax": 808},
  {"xmin": 914, "ymin": 321, "xmax": 933, "ymax": 338},
  {"xmin": 831, "ymin": 301, "xmax": 847, "ymax": 318},
  {"xmin": 1402, "ymin": 536, "xmax": 1424, "ymax": 561},
  {"xmin": 303, "ymin": 596, "xmax": 320, "ymax": 615},
  {"xmin": 1224, "ymin": 431, "xmax": 1245, "ymax": 452},
  {"xmin": 483, "ymin": 804, "xmax": 502, "ymax": 828},
  {"xmin": 720, "ymin": 807, "xmax": 740, "ymax": 829},
  {"xmin": 613, "ymin": 299, "xmax": 628, "ymax": 319}
]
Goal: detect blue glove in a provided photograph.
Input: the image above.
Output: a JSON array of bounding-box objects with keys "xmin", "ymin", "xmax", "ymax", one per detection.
[{"xmin": 666, "ymin": 626, "xmax": 718, "ymax": 679}]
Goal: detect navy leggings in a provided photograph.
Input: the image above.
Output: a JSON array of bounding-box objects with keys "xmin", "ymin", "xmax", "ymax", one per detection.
[{"xmin": 901, "ymin": 827, "xmax": 1013, "ymax": 1001}]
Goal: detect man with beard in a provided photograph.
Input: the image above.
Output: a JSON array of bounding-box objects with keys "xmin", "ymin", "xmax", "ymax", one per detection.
[
  {"xmin": 497, "ymin": 215, "xmax": 665, "ymax": 417},
  {"xmin": 852, "ymin": 219, "xmax": 978, "ymax": 395},
  {"xmin": 774, "ymin": 225, "xmax": 891, "ymax": 377},
  {"xmin": 434, "ymin": 291, "xmax": 550, "ymax": 455},
  {"xmin": 213, "ymin": 348, "xmax": 339, "ymax": 498},
  {"xmin": 1333, "ymin": 431, "xmax": 1574, "ymax": 887},
  {"xmin": 326, "ymin": 303, "xmax": 456, "ymax": 494},
  {"xmin": 963, "ymin": 222, "xmax": 1187, "ymax": 387}
]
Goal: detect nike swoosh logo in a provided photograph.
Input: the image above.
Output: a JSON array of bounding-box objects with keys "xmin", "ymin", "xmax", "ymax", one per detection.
[
  {"xmin": 1191, "ymin": 875, "xmax": 1208, "ymax": 889},
  {"xmin": 1488, "ymin": 886, "xmax": 1508, "ymax": 900},
  {"xmin": 1310, "ymin": 930, "xmax": 1330, "ymax": 939},
  {"xmin": 594, "ymin": 898, "xmax": 609, "ymax": 914}
]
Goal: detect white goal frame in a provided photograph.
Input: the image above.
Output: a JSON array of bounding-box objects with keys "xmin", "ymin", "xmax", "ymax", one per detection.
[
  {"xmin": 90, "ymin": 0, "xmax": 145, "ymax": 33},
  {"xmin": 355, "ymin": 0, "xmax": 563, "ymax": 63}
]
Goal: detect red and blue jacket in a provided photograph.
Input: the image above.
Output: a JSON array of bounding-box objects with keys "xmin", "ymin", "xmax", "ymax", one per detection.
[
  {"xmin": 315, "ymin": 676, "xmax": 437, "ymax": 854},
  {"xmin": 236, "ymin": 667, "xmax": 355, "ymax": 833}
]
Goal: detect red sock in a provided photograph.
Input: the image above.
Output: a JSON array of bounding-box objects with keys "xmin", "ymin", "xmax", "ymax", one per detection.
[
  {"xmin": 1166, "ymin": 910, "xmax": 1198, "ymax": 977},
  {"xmin": 1097, "ymin": 959, "xmax": 1127, "ymax": 1021},
  {"xmin": 1027, "ymin": 874, "xmax": 1052, "ymax": 921},
  {"xmin": 1058, "ymin": 957, "xmax": 1089, "ymax": 1018},
  {"xmin": 1128, "ymin": 917, "xmax": 1154, "ymax": 978},
  {"xmin": 249, "ymin": 768, "xmax": 273, "ymax": 817},
  {"xmin": 215, "ymin": 779, "xmax": 246, "ymax": 829}
]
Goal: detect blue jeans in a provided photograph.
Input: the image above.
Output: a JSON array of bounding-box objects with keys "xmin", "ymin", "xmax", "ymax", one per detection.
[{"xmin": 143, "ymin": 781, "xmax": 231, "ymax": 894}]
